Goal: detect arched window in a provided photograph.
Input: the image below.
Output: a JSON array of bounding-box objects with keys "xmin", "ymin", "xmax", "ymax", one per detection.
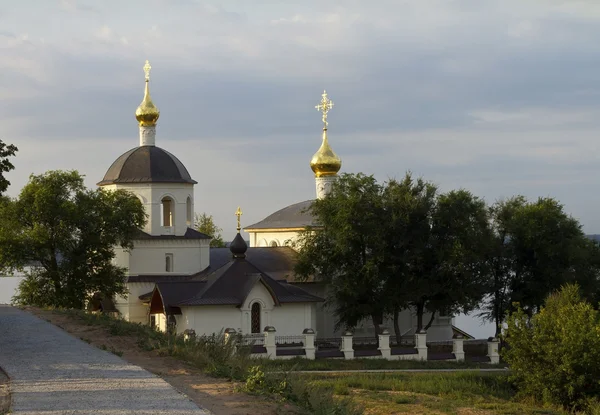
[
  {"xmin": 270, "ymin": 240, "xmax": 278, "ymax": 247},
  {"xmin": 186, "ymin": 197, "xmax": 193, "ymax": 227},
  {"xmin": 161, "ymin": 197, "xmax": 174, "ymax": 227},
  {"xmin": 251, "ymin": 303, "xmax": 261, "ymax": 334},
  {"xmin": 165, "ymin": 254, "xmax": 173, "ymax": 272}
]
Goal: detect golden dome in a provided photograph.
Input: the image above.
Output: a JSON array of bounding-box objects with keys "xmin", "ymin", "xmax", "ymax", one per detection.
[
  {"xmin": 135, "ymin": 60, "xmax": 160, "ymax": 127},
  {"xmin": 310, "ymin": 129, "xmax": 342, "ymax": 177}
]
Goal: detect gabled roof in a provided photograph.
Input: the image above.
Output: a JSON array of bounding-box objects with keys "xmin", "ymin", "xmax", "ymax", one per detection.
[
  {"xmin": 148, "ymin": 253, "xmax": 323, "ymax": 314},
  {"xmin": 180, "ymin": 258, "xmax": 322, "ymax": 306},
  {"xmin": 244, "ymin": 200, "xmax": 318, "ymax": 230},
  {"xmin": 202, "ymin": 247, "xmax": 300, "ymax": 281}
]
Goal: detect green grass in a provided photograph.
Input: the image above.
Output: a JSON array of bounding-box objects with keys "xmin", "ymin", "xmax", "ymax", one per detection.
[
  {"xmin": 260, "ymin": 356, "xmax": 506, "ymax": 372},
  {"xmin": 297, "ymin": 371, "xmax": 569, "ymax": 415}
]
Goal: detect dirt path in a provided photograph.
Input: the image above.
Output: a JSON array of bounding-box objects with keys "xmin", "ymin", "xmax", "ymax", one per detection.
[
  {"xmin": 0, "ymin": 367, "xmax": 9, "ymax": 415},
  {"xmin": 25, "ymin": 307, "xmax": 296, "ymax": 415}
]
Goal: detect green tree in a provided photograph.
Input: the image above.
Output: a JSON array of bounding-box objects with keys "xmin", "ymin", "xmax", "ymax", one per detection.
[
  {"xmin": 294, "ymin": 173, "xmax": 387, "ymax": 334},
  {"xmin": 0, "ymin": 170, "xmax": 146, "ymax": 308},
  {"xmin": 481, "ymin": 197, "xmax": 600, "ymax": 335},
  {"xmin": 0, "ymin": 139, "xmax": 18, "ymax": 194},
  {"xmin": 194, "ymin": 212, "xmax": 226, "ymax": 248},
  {"xmin": 503, "ymin": 284, "xmax": 600, "ymax": 411},
  {"xmin": 392, "ymin": 186, "xmax": 491, "ymax": 333}
]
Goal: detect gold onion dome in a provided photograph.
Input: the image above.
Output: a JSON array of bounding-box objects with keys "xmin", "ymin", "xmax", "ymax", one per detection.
[
  {"xmin": 310, "ymin": 90, "xmax": 341, "ymax": 177},
  {"xmin": 135, "ymin": 60, "xmax": 160, "ymax": 127}
]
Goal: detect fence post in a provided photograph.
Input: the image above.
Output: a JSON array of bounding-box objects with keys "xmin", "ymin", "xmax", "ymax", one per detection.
[
  {"xmin": 341, "ymin": 330, "xmax": 354, "ymax": 360},
  {"xmin": 303, "ymin": 328, "xmax": 316, "ymax": 360},
  {"xmin": 183, "ymin": 329, "xmax": 196, "ymax": 343},
  {"xmin": 487, "ymin": 337, "xmax": 500, "ymax": 364},
  {"xmin": 378, "ymin": 328, "xmax": 391, "ymax": 359},
  {"xmin": 264, "ymin": 326, "xmax": 277, "ymax": 359},
  {"xmin": 224, "ymin": 328, "xmax": 237, "ymax": 352},
  {"xmin": 415, "ymin": 329, "xmax": 427, "ymax": 361},
  {"xmin": 452, "ymin": 335, "xmax": 465, "ymax": 362}
]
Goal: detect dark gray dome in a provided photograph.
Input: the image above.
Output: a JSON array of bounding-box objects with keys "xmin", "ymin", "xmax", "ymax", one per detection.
[
  {"xmin": 230, "ymin": 232, "xmax": 248, "ymax": 258},
  {"xmin": 97, "ymin": 146, "xmax": 197, "ymax": 186}
]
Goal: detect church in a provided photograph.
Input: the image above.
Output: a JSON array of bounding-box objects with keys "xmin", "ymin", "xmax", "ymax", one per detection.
[{"xmin": 99, "ymin": 61, "xmax": 455, "ymax": 341}]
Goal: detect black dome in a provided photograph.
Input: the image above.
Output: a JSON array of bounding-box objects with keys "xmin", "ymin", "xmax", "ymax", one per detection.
[
  {"xmin": 230, "ymin": 232, "xmax": 248, "ymax": 258},
  {"xmin": 97, "ymin": 146, "xmax": 197, "ymax": 186}
]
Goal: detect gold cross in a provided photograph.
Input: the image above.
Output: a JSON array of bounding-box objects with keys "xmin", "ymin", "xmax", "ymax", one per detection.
[
  {"xmin": 143, "ymin": 60, "xmax": 152, "ymax": 81},
  {"xmin": 235, "ymin": 206, "xmax": 243, "ymax": 231},
  {"xmin": 315, "ymin": 90, "xmax": 334, "ymax": 128}
]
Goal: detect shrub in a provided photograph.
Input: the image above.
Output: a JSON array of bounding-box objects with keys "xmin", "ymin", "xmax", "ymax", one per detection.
[{"xmin": 503, "ymin": 284, "xmax": 600, "ymax": 411}]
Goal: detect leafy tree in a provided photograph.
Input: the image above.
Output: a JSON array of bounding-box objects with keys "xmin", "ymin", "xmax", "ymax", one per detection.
[
  {"xmin": 0, "ymin": 139, "xmax": 18, "ymax": 194},
  {"xmin": 503, "ymin": 284, "xmax": 600, "ymax": 411},
  {"xmin": 481, "ymin": 197, "xmax": 600, "ymax": 335},
  {"xmin": 0, "ymin": 170, "xmax": 146, "ymax": 308},
  {"xmin": 397, "ymin": 187, "xmax": 491, "ymax": 333},
  {"xmin": 294, "ymin": 173, "xmax": 387, "ymax": 334},
  {"xmin": 194, "ymin": 212, "xmax": 226, "ymax": 248}
]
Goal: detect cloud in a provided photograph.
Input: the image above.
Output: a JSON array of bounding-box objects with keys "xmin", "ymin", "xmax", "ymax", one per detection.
[{"xmin": 3, "ymin": 0, "xmax": 600, "ymax": 239}]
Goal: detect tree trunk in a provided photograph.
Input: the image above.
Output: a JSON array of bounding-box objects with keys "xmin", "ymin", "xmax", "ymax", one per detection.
[
  {"xmin": 371, "ymin": 313, "xmax": 382, "ymax": 346},
  {"xmin": 416, "ymin": 301, "xmax": 424, "ymax": 332},
  {"xmin": 393, "ymin": 308, "xmax": 402, "ymax": 345},
  {"xmin": 424, "ymin": 310, "xmax": 437, "ymax": 331}
]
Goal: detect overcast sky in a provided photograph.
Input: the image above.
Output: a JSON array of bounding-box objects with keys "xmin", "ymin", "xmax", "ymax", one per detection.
[{"xmin": 3, "ymin": 0, "xmax": 600, "ymax": 248}]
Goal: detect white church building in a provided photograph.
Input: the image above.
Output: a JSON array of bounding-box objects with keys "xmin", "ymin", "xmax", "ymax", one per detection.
[{"xmin": 99, "ymin": 61, "xmax": 456, "ymax": 341}]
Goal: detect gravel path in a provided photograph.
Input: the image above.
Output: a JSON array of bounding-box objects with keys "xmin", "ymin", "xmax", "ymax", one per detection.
[{"xmin": 0, "ymin": 306, "xmax": 211, "ymax": 414}]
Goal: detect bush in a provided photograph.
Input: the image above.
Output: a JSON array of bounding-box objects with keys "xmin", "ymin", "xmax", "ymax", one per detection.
[{"xmin": 503, "ymin": 284, "xmax": 600, "ymax": 411}]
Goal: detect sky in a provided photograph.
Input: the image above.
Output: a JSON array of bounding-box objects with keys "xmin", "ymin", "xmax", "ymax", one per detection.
[{"xmin": 5, "ymin": 1, "xmax": 599, "ymax": 337}]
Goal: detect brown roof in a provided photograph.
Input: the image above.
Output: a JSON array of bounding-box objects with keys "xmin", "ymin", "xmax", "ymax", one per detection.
[{"xmin": 98, "ymin": 145, "xmax": 197, "ymax": 186}]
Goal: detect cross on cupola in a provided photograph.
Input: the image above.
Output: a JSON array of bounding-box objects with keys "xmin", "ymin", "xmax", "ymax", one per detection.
[
  {"xmin": 143, "ymin": 60, "xmax": 152, "ymax": 82},
  {"xmin": 315, "ymin": 90, "xmax": 334, "ymax": 129},
  {"xmin": 235, "ymin": 206, "xmax": 243, "ymax": 232}
]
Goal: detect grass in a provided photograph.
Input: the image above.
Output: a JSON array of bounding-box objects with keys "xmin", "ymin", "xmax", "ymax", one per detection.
[
  {"xmin": 260, "ymin": 356, "xmax": 506, "ymax": 372},
  {"xmin": 297, "ymin": 371, "xmax": 569, "ymax": 414},
  {"xmin": 44, "ymin": 308, "xmax": 594, "ymax": 415}
]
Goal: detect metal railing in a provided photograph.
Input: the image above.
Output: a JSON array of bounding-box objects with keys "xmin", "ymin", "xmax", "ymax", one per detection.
[
  {"xmin": 275, "ymin": 335, "xmax": 305, "ymax": 347},
  {"xmin": 315, "ymin": 337, "xmax": 342, "ymax": 350},
  {"xmin": 240, "ymin": 334, "xmax": 264, "ymax": 346}
]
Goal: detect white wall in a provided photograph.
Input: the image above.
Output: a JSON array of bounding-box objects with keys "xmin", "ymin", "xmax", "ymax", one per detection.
[
  {"xmin": 178, "ymin": 305, "xmax": 241, "ymax": 334},
  {"xmin": 102, "ymin": 182, "xmax": 194, "ymax": 237},
  {"xmin": 124, "ymin": 239, "xmax": 209, "ymax": 275},
  {"xmin": 247, "ymin": 230, "xmax": 302, "ymax": 248},
  {"xmin": 0, "ymin": 277, "xmax": 23, "ymax": 304},
  {"xmin": 114, "ymin": 281, "xmax": 155, "ymax": 323}
]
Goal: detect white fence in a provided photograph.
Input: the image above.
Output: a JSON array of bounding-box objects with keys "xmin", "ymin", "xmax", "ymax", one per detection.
[{"xmin": 213, "ymin": 326, "xmax": 500, "ymax": 363}]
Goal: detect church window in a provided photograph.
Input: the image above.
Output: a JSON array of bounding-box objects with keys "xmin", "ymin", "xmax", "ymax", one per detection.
[
  {"xmin": 165, "ymin": 254, "xmax": 173, "ymax": 272},
  {"xmin": 270, "ymin": 241, "xmax": 278, "ymax": 247},
  {"xmin": 150, "ymin": 315, "xmax": 156, "ymax": 328},
  {"xmin": 186, "ymin": 197, "xmax": 192, "ymax": 227},
  {"xmin": 251, "ymin": 303, "xmax": 261, "ymax": 334},
  {"xmin": 161, "ymin": 197, "xmax": 174, "ymax": 227}
]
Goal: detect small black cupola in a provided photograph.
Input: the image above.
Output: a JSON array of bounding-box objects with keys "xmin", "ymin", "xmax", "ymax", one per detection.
[{"xmin": 230, "ymin": 206, "xmax": 248, "ymax": 259}]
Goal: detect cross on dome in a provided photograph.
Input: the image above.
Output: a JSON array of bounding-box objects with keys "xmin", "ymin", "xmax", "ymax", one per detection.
[
  {"xmin": 315, "ymin": 90, "xmax": 334, "ymax": 129},
  {"xmin": 235, "ymin": 206, "xmax": 243, "ymax": 232},
  {"xmin": 143, "ymin": 60, "xmax": 152, "ymax": 81}
]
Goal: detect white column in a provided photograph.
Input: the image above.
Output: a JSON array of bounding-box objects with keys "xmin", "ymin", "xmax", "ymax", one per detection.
[
  {"xmin": 341, "ymin": 330, "xmax": 354, "ymax": 360},
  {"xmin": 303, "ymin": 328, "xmax": 316, "ymax": 360},
  {"xmin": 453, "ymin": 335, "xmax": 465, "ymax": 362},
  {"xmin": 315, "ymin": 176, "xmax": 336, "ymax": 199},
  {"xmin": 415, "ymin": 329, "xmax": 428, "ymax": 361},
  {"xmin": 378, "ymin": 329, "xmax": 391, "ymax": 359},
  {"xmin": 487, "ymin": 337, "xmax": 500, "ymax": 364},
  {"xmin": 264, "ymin": 326, "xmax": 277, "ymax": 359},
  {"xmin": 139, "ymin": 125, "xmax": 156, "ymax": 146}
]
